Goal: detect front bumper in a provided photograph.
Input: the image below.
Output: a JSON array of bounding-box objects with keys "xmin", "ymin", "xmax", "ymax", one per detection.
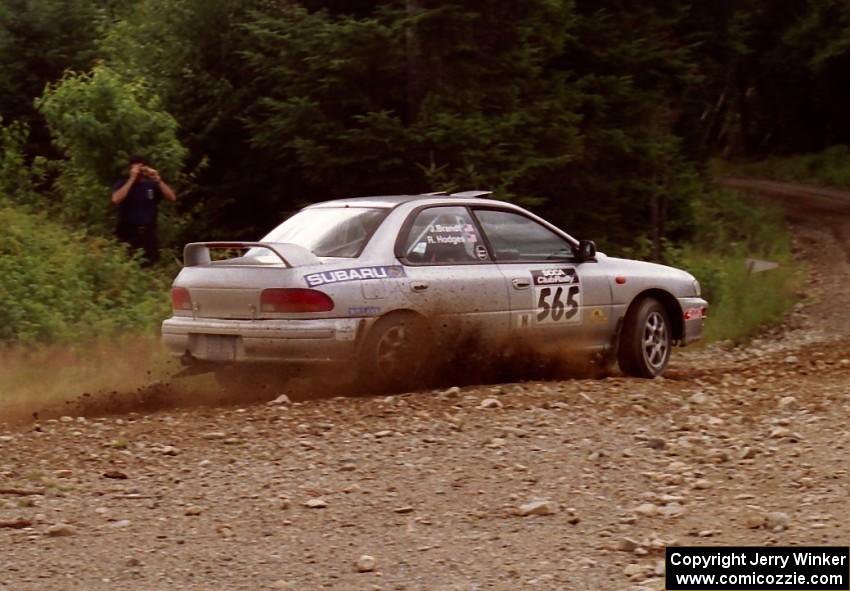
[
  {"xmin": 677, "ymin": 297, "xmax": 709, "ymax": 346},
  {"xmin": 161, "ymin": 316, "xmax": 366, "ymax": 364}
]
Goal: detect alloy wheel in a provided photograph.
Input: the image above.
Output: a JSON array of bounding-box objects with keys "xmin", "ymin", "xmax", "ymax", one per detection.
[{"xmin": 642, "ymin": 311, "xmax": 669, "ymax": 371}]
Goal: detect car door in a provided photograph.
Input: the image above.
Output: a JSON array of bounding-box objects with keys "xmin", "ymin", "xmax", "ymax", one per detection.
[
  {"xmin": 395, "ymin": 205, "xmax": 511, "ymax": 346},
  {"xmin": 472, "ymin": 208, "xmax": 613, "ymax": 351}
]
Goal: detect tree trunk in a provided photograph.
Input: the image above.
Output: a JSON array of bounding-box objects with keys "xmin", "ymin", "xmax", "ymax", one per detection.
[
  {"xmin": 650, "ymin": 190, "xmax": 662, "ymax": 262},
  {"xmin": 405, "ymin": 0, "xmax": 426, "ymax": 124}
]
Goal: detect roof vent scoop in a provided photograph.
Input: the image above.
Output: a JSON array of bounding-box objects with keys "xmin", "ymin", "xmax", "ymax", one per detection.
[{"xmin": 451, "ymin": 190, "xmax": 493, "ymax": 199}]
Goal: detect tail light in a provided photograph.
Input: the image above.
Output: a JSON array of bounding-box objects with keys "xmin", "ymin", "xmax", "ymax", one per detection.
[
  {"xmin": 171, "ymin": 287, "xmax": 192, "ymax": 311},
  {"xmin": 260, "ymin": 288, "xmax": 334, "ymax": 313}
]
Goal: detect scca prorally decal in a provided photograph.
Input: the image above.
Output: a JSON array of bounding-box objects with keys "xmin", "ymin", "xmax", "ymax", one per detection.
[
  {"xmin": 530, "ymin": 267, "xmax": 579, "ymax": 286},
  {"xmin": 304, "ymin": 265, "xmax": 406, "ymax": 287}
]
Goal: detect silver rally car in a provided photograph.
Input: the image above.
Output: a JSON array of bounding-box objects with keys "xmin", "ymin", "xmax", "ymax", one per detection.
[{"xmin": 162, "ymin": 191, "xmax": 707, "ymax": 390}]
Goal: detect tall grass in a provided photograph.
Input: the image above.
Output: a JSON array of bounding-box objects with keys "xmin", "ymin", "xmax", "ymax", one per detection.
[
  {"xmin": 0, "ymin": 337, "xmax": 174, "ymax": 418},
  {"xmin": 1, "ymin": 122, "xmax": 185, "ymax": 417},
  {"xmin": 668, "ymin": 188, "xmax": 799, "ymax": 343},
  {"xmin": 714, "ymin": 145, "xmax": 850, "ymax": 188},
  {"xmin": 674, "ymin": 249, "xmax": 798, "ymax": 343}
]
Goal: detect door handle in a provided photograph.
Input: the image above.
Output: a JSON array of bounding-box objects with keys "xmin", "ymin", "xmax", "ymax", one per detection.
[
  {"xmin": 411, "ymin": 281, "xmax": 429, "ymax": 292},
  {"xmin": 512, "ymin": 278, "xmax": 531, "ymax": 290}
]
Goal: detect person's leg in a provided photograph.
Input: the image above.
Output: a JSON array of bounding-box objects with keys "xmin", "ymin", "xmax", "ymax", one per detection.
[
  {"xmin": 116, "ymin": 222, "xmax": 150, "ymax": 264},
  {"xmin": 140, "ymin": 225, "xmax": 159, "ymax": 266},
  {"xmin": 115, "ymin": 221, "xmax": 132, "ymax": 245}
]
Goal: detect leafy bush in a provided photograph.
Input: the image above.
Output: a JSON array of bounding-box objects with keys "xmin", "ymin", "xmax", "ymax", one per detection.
[
  {"xmin": 36, "ymin": 65, "xmax": 187, "ymax": 185},
  {"xmin": 35, "ymin": 65, "xmax": 188, "ymax": 239},
  {"xmin": 0, "ymin": 204, "xmax": 170, "ymax": 345},
  {"xmin": 0, "ymin": 118, "xmax": 48, "ymax": 207}
]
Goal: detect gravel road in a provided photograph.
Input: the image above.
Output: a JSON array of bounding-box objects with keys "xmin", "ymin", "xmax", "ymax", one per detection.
[{"xmin": 2, "ymin": 180, "xmax": 849, "ymax": 591}]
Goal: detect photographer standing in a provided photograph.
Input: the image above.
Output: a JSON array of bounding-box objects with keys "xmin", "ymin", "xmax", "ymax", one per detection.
[{"xmin": 111, "ymin": 154, "xmax": 177, "ymax": 266}]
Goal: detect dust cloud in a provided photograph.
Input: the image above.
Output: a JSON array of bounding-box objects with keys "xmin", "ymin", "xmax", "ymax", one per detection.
[{"xmin": 0, "ymin": 330, "xmax": 619, "ymax": 424}]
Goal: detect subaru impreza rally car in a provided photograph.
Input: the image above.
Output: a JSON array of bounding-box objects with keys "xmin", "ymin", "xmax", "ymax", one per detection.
[{"xmin": 162, "ymin": 191, "xmax": 707, "ymax": 391}]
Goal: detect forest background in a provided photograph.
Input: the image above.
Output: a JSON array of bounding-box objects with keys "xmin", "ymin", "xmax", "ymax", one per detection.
[{"xmin": 3, "ymin": 0, "xmax": 849, "ymax": 348}]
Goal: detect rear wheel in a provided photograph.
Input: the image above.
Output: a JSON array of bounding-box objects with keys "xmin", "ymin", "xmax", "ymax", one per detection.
[
  {"xmin": 357, "ymin": 314, "xmax": 431, "ymax": 393},
  {"xmin": 618, "ymin": 297, "xmax": 672, "ymax": 378}
]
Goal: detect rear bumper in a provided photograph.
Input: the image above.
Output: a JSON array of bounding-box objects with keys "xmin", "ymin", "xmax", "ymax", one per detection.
[
  {"xmin": 677, "ymin": 297, "xmax": 709, "ymax": 346},
  {"xmin": 161, "ymin": 316, "xmax": 366, "ymax": 364}
]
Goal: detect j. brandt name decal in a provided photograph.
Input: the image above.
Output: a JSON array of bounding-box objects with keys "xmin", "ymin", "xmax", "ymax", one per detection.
[{"xmin": 304, "ymin": 265, "xmax": 406, "ymax": 287}]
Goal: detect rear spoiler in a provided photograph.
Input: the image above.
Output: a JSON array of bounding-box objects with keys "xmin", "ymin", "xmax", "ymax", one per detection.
[
  {"xmin": 419, "ymin": 190, "xmax": 493, "ymax": 199},
  {"xmin": 183, "ymin": 242, "xmax": 319, "ymax": 268},
  {"xmin": 451, "ymin": 190, "xmax": 492, "ymax": 199}
]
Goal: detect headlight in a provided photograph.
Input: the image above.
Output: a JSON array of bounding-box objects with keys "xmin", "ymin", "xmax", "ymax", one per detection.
[{"xmin": 692, "ymin": 279, "xmax": 701, "ymax": 297}]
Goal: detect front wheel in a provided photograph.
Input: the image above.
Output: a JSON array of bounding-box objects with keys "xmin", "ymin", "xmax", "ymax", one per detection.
[
  {"xmin": 357, "ymin": 314, "xmax": 431, "ymax": 393},
  {"xmin": 618, "ymin": 297, "xmax": 672, "ymax": 378}
]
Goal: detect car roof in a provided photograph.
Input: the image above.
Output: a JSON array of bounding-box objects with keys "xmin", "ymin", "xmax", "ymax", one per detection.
[{"xmin": 306, "ymin": 192, "xmax": 513, "ymax": 210}]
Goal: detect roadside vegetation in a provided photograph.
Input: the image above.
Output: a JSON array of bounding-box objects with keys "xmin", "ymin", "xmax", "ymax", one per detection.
[
  {"xmin": 715, "ymin": 146, "xmax": 850, "ymax": 190},
  {"xmin": 0, "ymin": 119, "xmax": 170, "ymax": 345},
  {"xmin": 6, "ymin": 0, "xmax": 845, "ymax": 401},
  {"xmin": 0, "ymin": 337, "xmax": 177, "ymax": 417},
  {"xmin": 668, "ymin": 191, "xmax": 798, "ymax": 343},
  {"xmin": 0, "ymin": 204, "xmax": 169, "ymax": 344}
]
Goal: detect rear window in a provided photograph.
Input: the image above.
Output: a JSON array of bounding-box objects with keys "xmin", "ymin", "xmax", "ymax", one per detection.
[{"xmin": 258, "ymin": 207, "xmax": 387, "ymax": 258}]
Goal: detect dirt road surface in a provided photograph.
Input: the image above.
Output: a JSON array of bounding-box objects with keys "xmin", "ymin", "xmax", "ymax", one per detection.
[{"xmin": 2, "ymin": 180, "xmax": 850, "ymax": 591}]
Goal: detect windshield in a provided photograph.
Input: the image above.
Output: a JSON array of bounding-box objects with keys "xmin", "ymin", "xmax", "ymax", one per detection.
[{"xmin": 256, "ymin": 207, "xmax": 388, "ymax": 258}]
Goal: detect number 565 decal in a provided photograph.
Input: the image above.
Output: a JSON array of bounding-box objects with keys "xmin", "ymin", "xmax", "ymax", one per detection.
[{"xmin": 531, "ymin": 268, "xmax": 581, "ymax": 324}]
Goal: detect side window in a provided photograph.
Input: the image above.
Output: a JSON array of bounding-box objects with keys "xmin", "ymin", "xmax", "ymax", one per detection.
[
  {"xmin": 401, "ymin": 207, "xmax": 489, "ymax": 264},
  {"xmin": 474, "ymin": 209, "xmax": 572, "ymax": 261}
]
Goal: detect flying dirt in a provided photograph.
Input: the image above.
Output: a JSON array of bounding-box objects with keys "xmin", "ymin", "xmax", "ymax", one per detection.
[{"xmin": 1, "ymin": 180, "xmax": 849, "ymax": 590}]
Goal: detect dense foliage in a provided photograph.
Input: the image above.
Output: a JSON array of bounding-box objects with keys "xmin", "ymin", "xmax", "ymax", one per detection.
[
  {"xmin": 0, "ymin": 204, "xmax": 170, "ymax": 343},
  {"xmin": 35, "ymin": 65, "xmax": 188, "ymax": 238},
  {"xmin": 4, "ymin": 0, "xmax": 847, "ymax": 248},
  {"xmin": 0, "ymin": 122, "xmax": 169, "ymax": 344},
  {"xmin": 717, "ymin": 145, "xmax": 850, "ymax": 189},
  {"xmin": 667, "ymin": 190, "xmax": 797, "ymax": 343},
  {"xmin": 2, "ymin": 0, "xmax": 837, "ymax": 344}
]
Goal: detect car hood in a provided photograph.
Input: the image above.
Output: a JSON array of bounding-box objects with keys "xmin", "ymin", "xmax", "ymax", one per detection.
[{"xmin": 600, "ymin": 253, "xmax": 695, "ymax": 281}]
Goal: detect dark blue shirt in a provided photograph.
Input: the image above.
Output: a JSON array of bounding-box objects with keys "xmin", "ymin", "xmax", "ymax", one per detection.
[{"xmin": 112, "ymin": 178, "xmax": 163, "ymax": 226}]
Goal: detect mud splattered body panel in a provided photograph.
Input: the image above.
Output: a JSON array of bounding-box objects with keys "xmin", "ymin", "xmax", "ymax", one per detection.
[{"xmin": 162, "ymin": 194, "xmax": 707, "ymax": 369}]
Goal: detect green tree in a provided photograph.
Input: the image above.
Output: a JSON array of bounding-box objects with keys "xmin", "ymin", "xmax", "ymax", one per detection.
[
  {"xmin": 101, "ymin": 0, "xmax": 275, "ymax": 239},
  {"xmin": 35, "ymin": 64, "xmax": 187, "ymax": 236},
  {"xmin": 0, "ymin": 0, "xmax": 103, "ymax": 151},
  {"xmin": 240, "ymin": 1, "xmax": 583, "ymax": 218},
  {"xmin": 779, "ymin": 0, "xmax": 850, "ymax": 149},
  {"xmin": 531, "ymin": 0, "xmax": 703, "ymax": 250}
]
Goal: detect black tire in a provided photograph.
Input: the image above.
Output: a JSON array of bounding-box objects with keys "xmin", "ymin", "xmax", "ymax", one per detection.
[
  {"xmin": 617, "ymin": 297, "xmax": 672, "ymax": 378},
  {"xmin": 357, "ymin": 313, "xmax": 431, "ymax": 393}
]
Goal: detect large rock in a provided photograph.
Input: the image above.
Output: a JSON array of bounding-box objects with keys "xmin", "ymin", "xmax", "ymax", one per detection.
[
  {"xmin": 478, "ymin": 398, "xmax": 503, "ymax": 409},
  {"xmin": 518, "ymin": 499, "xmax": 559, "ymax": 516},
  {"xmin": 766, "ymin": 511, "xmax": 790, "ymax": 531},
  {"xmin": 355, "ymin": 555, "xmax": 377, "ymax": 572},
  {"xmin": 45, "ymin": 523, "xmax": 76, "ymax": 537}
]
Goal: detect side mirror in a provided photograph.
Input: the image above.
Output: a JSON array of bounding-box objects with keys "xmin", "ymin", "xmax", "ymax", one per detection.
[{"xmin": 575, "ymin": 239, "xmax": 597, "ymax": 262}]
